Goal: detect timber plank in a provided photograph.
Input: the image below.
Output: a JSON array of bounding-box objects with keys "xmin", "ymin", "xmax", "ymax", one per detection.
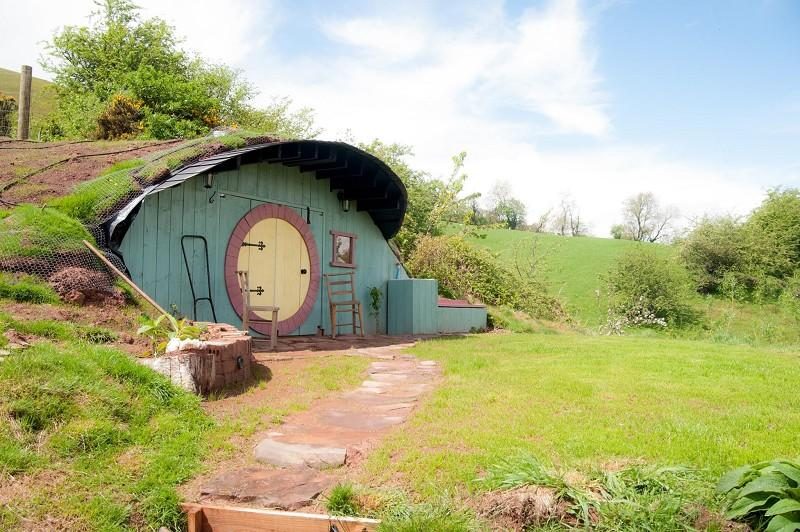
[{"xmin": 182, "ymin": 503, "xmax": 380, "ymax": 532}]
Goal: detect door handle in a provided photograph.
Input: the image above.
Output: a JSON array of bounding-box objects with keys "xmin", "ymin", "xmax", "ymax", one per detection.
[{"xmin": 300, "ymin": 268, "xmax": 308, "ymax": 274}]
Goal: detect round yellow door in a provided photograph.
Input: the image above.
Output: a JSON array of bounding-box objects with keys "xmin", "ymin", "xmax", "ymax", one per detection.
[{"xmin": 236, "ymin": 217, "xmax": 311, "ymax": 322}]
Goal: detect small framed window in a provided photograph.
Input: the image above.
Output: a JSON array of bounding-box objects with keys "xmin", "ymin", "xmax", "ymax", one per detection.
[{"xmin": 330, "ymin": 230, "xmax": 357, "ymax": 268}]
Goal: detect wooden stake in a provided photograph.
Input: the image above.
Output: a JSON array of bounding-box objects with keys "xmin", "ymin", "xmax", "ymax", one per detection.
[
  {"xmin": 17, "ymin": 65, "xmax": 31, "ymax": 140},
  {"xmin": 82, "ymin": 239, "xmax": 170, "ymax": 317}
]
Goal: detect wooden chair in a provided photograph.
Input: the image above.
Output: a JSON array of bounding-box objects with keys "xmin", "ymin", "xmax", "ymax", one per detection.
[
  {"xmin": 324, "ymin": 272, "xmax": 364, "ymax": 338},
  {"xmin": 237, "ymin": 271, "xmax": 279, "ymax": 350}
]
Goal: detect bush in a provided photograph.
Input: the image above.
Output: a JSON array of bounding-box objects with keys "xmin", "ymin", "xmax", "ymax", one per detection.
[
  {"xmin": 748, "ymin": 188, "xmax": 800, "ymax": 268},
  {"xmin": 96, "ymin": 93, "xmax": 144, "ymax": 139},
  {"xmin": 605, "ymin": 246, "xmax": 698, "ymax": 328},
  {"xmin": 679, "ymin": 216, "xmax": 752, "ymax": 294},
  {"xmin": 408, "ymin": 235, "xmax": 566, "ymax": 321}
]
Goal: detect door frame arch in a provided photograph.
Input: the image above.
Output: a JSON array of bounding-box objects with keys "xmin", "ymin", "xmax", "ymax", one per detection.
[{"xmin": 224, "ymin": 203, "xmax": 320, "ymax": 335}]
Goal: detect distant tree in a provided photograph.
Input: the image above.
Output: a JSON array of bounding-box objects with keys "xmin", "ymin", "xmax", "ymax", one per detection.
[
  {"xmin": 551, "ymin": 196, "xmax": 587, "ymax": 236},
  {"xmin": 610, "ymin": 224, "xmax": 626, "ymax": 239},
  {"xmin": 551, "ymin": 197, "xmax": 571, "ymax": 236},
  {"xmin": 486, "ymin": 180, "xmax": 527, "ymax": 229},
  {"xmin": 495, "ymin": 198, "xmax": 527, "ymax": 230},
  {"xmin": 529, "ymin": 209, "xmax": 551, "ymax": 233},
  {"xmin": 620, "ymin": 192, "xmax": 676, "ymax": 242},
  {"xmin": 360, "ymin": 140, "xmax": 475, "ymax": 257}
]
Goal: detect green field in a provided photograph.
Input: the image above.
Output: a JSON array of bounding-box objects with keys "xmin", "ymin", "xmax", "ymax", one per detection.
[
  {"xmin": 457, "ymin": 228, "xmax": 800, "ymax": 349},
  {"xmin": 0, "ymin": 67, "xmax": 56, "ymax": 134},
  {"xmin": 358, "ymin": 332, "xmax": 800, "ymax": 528},
  {"xmin": 459, "ymin": 228, "xmax": 672, "ymax": 325}
]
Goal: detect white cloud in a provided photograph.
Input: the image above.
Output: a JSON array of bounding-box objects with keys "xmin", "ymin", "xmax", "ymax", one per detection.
[
  {"xmin": 247, "ymin": 0, "xmax": 772, "ymax": 234},
  {"xmin": 136, "ymin": 0, "xmax": 273, "ymax": 66},
  {"xmin": 321, "ymin": 17, "xmax": 428, "ymax": 62},
  {"xmin": 0, "ymin": 0, "xmax": 269, "ymax": 75}
]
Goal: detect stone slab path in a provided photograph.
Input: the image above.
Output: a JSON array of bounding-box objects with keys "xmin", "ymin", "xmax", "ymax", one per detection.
[{"xmin": 199, "ymin": 349, "xmax": 440, "ymax": 510}]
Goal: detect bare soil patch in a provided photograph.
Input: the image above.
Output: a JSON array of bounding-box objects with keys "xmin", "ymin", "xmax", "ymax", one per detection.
[
  {"xmin": 0, "ymin": 300, "xmax": 149, "ymax": 355},
  {"xmin": 0, "ymin": 140, "xmax": 175, "ymax": 203}
]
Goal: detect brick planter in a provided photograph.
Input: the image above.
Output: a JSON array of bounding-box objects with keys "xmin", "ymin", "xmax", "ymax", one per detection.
[{"xmin": 139, "ymin": 323, "xmax": 253, "ymax": 395}]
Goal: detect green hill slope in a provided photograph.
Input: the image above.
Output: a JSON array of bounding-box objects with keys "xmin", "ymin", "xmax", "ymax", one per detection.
[
  {"xmin": 0, "ymin": 67, "xmax": 56, "ymax": 133},
  {"xmin": 462, "ymin": 228, "xmax": 673, "ymax": 325},
  {"xmin": 462, "ymin": 227, "xmax": 800, "ymax": 345}
]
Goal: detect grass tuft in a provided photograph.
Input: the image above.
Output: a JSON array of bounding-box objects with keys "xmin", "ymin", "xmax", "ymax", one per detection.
[
  {"xmin": 326, "ymin": 483, "xmax": 362, "ymax": 516},
  {"xmin": 0, "ymin": 272, "xmax": 60, "ymax": 303}
]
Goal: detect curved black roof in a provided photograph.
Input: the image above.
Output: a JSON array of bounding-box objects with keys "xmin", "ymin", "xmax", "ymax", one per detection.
[{"xmin": 108, "ymin": 140, "xmax": 407, "ymax": 244}]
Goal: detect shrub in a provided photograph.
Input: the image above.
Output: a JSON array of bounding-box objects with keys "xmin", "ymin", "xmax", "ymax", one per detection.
[
  {"xmin": 96, "ymin": 93, "xmax": 144, "ymax": 139},
  {"xmin": 605, "ymin": 246, "xmax": 698, "ymax": 328},
  {"xmin": 717, "ymin": 459, "xmax": 800, "ymax": 531},
  {"xmin": 679, "ymin": 216, "xmax": 752, "ymax": 294},
  {"xmin": 747, "ymin": 187, "xmax": 800, "ymax": 268},
  {"xmin": 408, "ymin": 235, "xmax": 566, "ymax": 321}
]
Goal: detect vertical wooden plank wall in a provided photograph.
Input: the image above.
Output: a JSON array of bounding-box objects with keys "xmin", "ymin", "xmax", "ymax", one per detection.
[{"xmin": 119, "ymin": 162, "xmax": 404, "ymax": 335}]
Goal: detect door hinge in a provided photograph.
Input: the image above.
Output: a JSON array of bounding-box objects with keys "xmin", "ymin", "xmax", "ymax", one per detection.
[{"xmin": 242, "ymin": 240, "xmax": 265, "ymax": 251}]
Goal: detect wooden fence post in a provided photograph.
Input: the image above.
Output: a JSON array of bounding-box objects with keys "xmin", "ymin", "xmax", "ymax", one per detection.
[{"xmin": 17, "ymin": 65, "xmax": 32, "ymax": 140}]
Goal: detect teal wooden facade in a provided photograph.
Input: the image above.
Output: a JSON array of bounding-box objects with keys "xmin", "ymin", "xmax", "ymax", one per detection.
[{"xmin": 118, "ymin": 160, "xmax": 407, "ymax": 335}]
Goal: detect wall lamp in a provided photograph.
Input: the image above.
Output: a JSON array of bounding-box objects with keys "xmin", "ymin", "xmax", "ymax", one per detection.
[
  {"xmin": 337, "ymin": 192, "xmax": 350, "ymax": 213},
  {"xmin": 204, "ymin": 172, "xmax": 214, "ymax": 189}
]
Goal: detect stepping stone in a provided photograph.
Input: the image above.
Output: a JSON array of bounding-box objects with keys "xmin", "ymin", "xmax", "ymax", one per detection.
[
  {"xmin": 201, "ymin": 467, "xmax": 332, "ymax": 510},
  {"xmin": 254, "ymin": 438, "xmax": 346, "ymax": 468},
  {"xmin": 319, "ymin": 411, "xmax": 405, "ymax": 430},
  {"xmin": 361, "ymin": 380, "xmax": 390, "ymax": 388},
  {"xmin": 369, "ymin": 373, "xmax": 410, "ymax": 382},
  {"xmin": 373, "ymin": 402, "xmax": 415, "ymax": 412}
]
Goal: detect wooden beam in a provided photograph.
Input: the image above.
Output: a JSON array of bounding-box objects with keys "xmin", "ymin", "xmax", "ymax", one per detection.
[
  {"xmin": 83, "ymin": 240, "xmax": 170, "ymax": 317},
  {"xmin": 17, "ymin": 65, "xmax": 32, "ymax": 140},
  {"xmin": 270, "ymin": 143, "xmax": 318, "ymax": 165},
  {"xmin": 181, "ymin": 503, "xmax": 380, "ymax": 532},
  {"xmin": 283, "ymin": 144, "xmax": 333, "ymax": 167}
]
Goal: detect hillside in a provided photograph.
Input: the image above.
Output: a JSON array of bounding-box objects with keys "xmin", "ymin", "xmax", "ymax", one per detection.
[
  {"xmin": 460, "ymin": 227, "xmax": 672, "ymax": 325},
  {"xmin": 462, "ymin": 227, "xmax": 800, "ymax": 345},
  {"xmin": 0, "ymin": 67, "xmax": 56, "ymax": 135}
]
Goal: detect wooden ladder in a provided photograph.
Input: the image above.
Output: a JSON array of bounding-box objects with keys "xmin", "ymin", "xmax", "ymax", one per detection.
[{"xmin": 324, "ymin": 272, "xmax": 364, "ymax": 338}]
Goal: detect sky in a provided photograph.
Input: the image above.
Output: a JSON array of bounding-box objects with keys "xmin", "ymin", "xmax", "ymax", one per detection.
[{"xmin": 1, "ymin": 0, "xmax": 798, "ymax": 236}]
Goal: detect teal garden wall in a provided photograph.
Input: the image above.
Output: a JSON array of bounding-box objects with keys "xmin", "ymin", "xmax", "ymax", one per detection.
[{"xmin": 118, "ymin": 161, "xmax": 406, "ymax": 336}]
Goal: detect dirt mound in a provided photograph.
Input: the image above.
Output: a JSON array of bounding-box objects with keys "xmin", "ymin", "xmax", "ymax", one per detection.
[
  {"xmin": 48, "ymin": 266, "xmax": 124, "ymax": 306},
  {"xmin": 478, "ymin": 486, "xmax": 574, "ymax": 531}
]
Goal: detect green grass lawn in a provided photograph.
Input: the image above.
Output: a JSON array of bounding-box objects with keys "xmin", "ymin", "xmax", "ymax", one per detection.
[{"xmin": 362, "ymin": 333, "xmax": 800, "ymax": 503}]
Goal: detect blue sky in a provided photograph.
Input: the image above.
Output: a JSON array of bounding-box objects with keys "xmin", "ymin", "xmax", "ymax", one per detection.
[{"xmin": 2, "ymin": 0, "xmax": 798, "ymax": 234}]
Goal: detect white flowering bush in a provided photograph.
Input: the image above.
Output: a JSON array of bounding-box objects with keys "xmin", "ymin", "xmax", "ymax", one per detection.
[{"xmin": 603, "ymin": 247, "xmax": 699, "ymax": 333}]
